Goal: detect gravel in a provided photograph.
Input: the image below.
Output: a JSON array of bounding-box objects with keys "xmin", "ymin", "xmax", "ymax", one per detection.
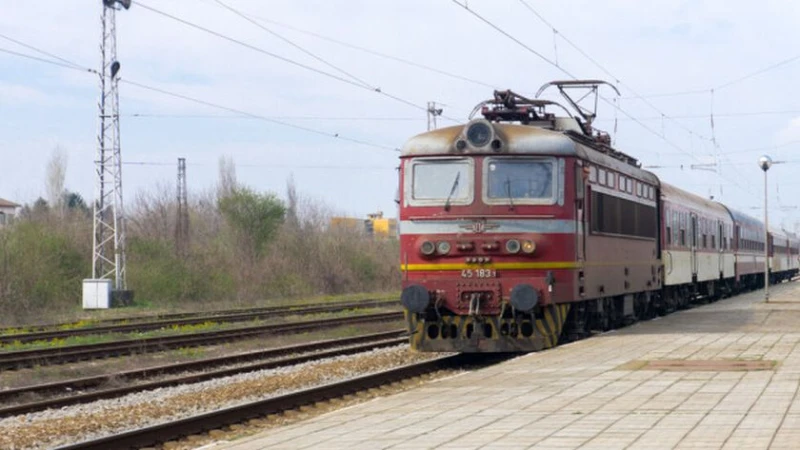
[{"xmin": 0, "ymin": 345, "xmax": 444, "ymax": 450}]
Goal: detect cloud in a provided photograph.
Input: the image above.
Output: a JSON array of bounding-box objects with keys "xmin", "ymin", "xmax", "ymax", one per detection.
[{"xmin": 776, "ymin": 116, "xmax": 800, "ymax": 144}]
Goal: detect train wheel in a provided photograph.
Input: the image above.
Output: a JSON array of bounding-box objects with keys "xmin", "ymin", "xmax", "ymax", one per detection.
[
  {"xmin": 603, "ymin": 297, "xmax": 616, "ymax": 330},
  {"xmin": 563, "ymin": 302, "xmax": 590, "ymax": 342}
]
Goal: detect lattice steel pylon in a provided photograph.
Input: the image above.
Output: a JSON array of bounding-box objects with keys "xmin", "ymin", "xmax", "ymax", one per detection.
[
  {"xmin": 175, "ymin": 157, "xmax": 189, "ymax": 257},
  {"xmin": 92, "ymin": 0, "xmax": 130, "ymax": 290}
]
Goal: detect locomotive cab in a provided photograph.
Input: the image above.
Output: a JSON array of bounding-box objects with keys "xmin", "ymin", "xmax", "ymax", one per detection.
[
  {"xmin": 399, "ymin": 88, "xmax": 599, "ymax": 352},
  {"xmin": 400, "ymin": 83, "xmax": 662, "ymax": 353}
]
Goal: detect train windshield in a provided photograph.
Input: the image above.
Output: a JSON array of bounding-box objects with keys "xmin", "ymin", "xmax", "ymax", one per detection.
[
  {"xmin": 486, "ymin": 159, "xmax": 554, "ymax": 201},
  {"xmin": 411, "ymin": 159, "xmax": 472, "ymax": 203}
]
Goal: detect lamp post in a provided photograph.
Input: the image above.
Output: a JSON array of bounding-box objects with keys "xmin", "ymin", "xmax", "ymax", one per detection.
[{"xmin": 758, "ymin": 155, "xmax": 772, "ymax": 302}]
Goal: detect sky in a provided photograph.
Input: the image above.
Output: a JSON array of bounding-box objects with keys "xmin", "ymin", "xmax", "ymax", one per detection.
[{"xmin": 1, "ymin": 0, "xmax": 799, "ymax": 226}]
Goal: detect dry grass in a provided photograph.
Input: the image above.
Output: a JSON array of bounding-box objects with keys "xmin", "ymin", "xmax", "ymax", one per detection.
[{"xmin": 0, "ymin": 183, "xmax": 400, "ymax": 327}]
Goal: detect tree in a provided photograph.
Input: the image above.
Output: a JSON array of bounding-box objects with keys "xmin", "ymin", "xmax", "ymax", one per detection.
[
  {"xmin": 218, "ymin": 187, "xmax": 285, "ymax": 258},
  {"xmin": 285, "ymin": 174, "xmax": 299, "ymax": 229},
  {"xmin": 63, "ymin": 191, "xmax": 90, "ymax": 215},
  {"xmin": 33, "ymin": 197, "xmax": 49, "ymax": 213},
  {"xmin": 45, "ymin": 147, "xmax": 68, "ymax": 215},
  {"xmin": 217, "ymin": 156, "xmax": 237, "ymax": 200}
]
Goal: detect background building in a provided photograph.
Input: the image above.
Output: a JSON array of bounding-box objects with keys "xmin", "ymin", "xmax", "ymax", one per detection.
[{"xmin": 0, "ymin": 198, "xmax": 20, "ymax": 226}]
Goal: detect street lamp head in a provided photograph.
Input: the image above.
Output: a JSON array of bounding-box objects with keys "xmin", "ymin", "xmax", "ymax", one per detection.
[
  {"xmin": 758, "ymin": 155, "xmax": 773, "ymax": 172},
  {"xmin": 103, "ymin": 0, "xmax": 131, "ymax": 10}
]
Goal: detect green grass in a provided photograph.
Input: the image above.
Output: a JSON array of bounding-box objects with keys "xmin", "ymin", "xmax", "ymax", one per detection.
[{"xmin": 0, "ymin": 291, "xmax": 400, "ymax": 336}]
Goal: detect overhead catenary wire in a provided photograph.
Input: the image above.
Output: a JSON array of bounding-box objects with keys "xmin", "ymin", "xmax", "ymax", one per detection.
[
  {"xmin": 516, "ymin": 0, "xmax": 713, "ymax": 143},
  {"xmin": 515, "ymin": 0, "xmax": 771, "ymax": 197},
  {"xmin": 211, "ymin": 0, "xmax": 372, "ymax": 89},
  {"xmin": 0, "ymin": 46, "xmax": 96, "ymax": 74},
  {"xmin": 0, "ymin": 41, "xmax": 400, "ymax": 152},
  {"xmin": 659, "ymin": 138, "xmax": 800, "ymax": 157},
  {"xmin": 450, "ymin": 1, "xmax": 702, "ymax": 161},
  {"xmin": 123, "ymin": 160, "xmax": 393, "ymax": 170},
  {"xmin": 0, "ymin": 33, "xmax": 90, "ymax": 72},
  {"xmin": 514, "ymin": 0, "xmax": 793, "ymax": 200},
  {"xmin": 125, "ymin": 113, "xmax": 422, "ymax": 121},
  {"xmin": 451, "ymin": 0, "xmax": 756, "ymax": 200},
  {"xmin": 121, "ymin": 79, "xmax": 400, "ymax": 151},
  {"xmin": 594, "ymin": 109, "xmax": 800, "ymax": 121},
  {"xmin": 133, "ymin": 0, "xmax": 461, "ymax": 123},
  {"xmin": 236, "ymin": 9, "xmax": 498, "ymax": 91},
  {"xmin": 622, "ymin": 53, "xmax": 800, "ymax": 100}
]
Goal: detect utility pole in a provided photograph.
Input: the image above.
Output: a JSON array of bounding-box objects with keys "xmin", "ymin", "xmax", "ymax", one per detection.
[
  {"xmin": 86, "ymin": 0, "xmax": 132, "ymax": 308},
  {"xmin": 427, "ymin": 101, "xmax": 443, "ymax": 131},
  {"xmin": 759, "ymin": 155, "xmax": 773, "ymax": 303},
  {"xmin": 175, "ymin": 157, "xmax": 189, "ymax": 257}
]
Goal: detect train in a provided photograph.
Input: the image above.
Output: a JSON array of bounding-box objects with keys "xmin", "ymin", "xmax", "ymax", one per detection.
[{"xmin": 398, "ymin": 80, "xmax": 799, "ymax": 353}]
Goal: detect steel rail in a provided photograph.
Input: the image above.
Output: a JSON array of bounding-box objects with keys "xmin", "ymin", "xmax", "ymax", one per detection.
[
  {"xmin": 54, "ymin": 354, "xmax": 479, "ymax": 450},
  {"xmin": 6, "ymin": 297, "xmax": 395, "ymax": 331},
  {"xmin": 0, "ymin": 330, "xmax": 404, "ymax": 404},
  {"xmin": 0, "ymin": 299, "xmax": 397, "ymax": 344},
  {"xmin": 0, "ymin": 333, "xmax": 408, "ymax": 418},
  {"xmin": 0, "ymin": 312, "xmax": 403, "ymax": 370}
]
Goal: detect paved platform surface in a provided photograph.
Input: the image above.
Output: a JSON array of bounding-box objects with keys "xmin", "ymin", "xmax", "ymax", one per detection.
[{"xmin": 213, "ymin": 282, "xmax": 800, "ymax": 449}]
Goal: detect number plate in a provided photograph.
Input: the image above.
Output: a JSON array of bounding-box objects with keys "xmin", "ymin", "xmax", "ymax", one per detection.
[{"xmin": 461, "ymin": 269, "xmax": 496, "ymax": 279}]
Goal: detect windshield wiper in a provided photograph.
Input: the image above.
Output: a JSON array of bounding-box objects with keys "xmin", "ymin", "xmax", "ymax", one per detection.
[
  {"xmin": 443, "ymin": 172, "xmax": 461, "ymax": 211},
  {"xmin": 506, "ymin": 176, "xmax": 515, "ymax": 211}
]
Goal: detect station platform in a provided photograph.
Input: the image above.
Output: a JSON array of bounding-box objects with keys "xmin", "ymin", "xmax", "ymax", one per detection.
[{"xmin": 213, "ymin": 282, "xmax": 800, "ymax": 449}]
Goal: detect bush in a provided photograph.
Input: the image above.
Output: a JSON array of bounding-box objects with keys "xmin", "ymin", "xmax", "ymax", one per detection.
[
  {"xmin": 0, "ymin": 217, "xmax": 87, "ymax": 323},
  {"xmin": 0, "ymin": 182, "xmax": 399, "ymax": 326}
]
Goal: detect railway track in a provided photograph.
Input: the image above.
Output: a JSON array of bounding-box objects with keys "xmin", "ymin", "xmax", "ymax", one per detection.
[
  {"xmin": 0, "ymin": 330, "xmax": 407, "ymax": 418},
  {"xmin": 54, "ymin": 353, "xmax": 493, "ymax": 450},
  {"xmin": 0, "ymin": 312, "xmax": 404, "ymax": 370},
  {"xmin": 0, "ymin": 298, "xmax": 397, "ymax": 344}
]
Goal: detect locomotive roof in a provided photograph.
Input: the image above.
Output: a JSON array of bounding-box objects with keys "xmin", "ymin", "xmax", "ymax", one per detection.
[{"xmin": 401, "ymin": 122, "xmax": 659, "ymax": 185}]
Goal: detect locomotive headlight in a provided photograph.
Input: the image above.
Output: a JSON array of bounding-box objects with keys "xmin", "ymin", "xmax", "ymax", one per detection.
[
  {"xmin": 505, "ymin": 239, "xmax": 521, "ymax": 254},
  {"xmin": 420, "ymin": 241, "xmax": 436, "ymax": 256},
  {"xmin": 437, "ymin": 241, "xmax": 451, "ymax": 255},
  {"xmin": 466, "ymin": 121, "xmax": 492, "ymax": 147},
  {"xmin": 521, "ymin": 240, "xmax": 536, "ymax": 254}
]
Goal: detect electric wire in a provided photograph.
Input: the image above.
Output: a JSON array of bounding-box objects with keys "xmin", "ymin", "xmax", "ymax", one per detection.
[
  {"xmin": 0, "ymin": 39, "xmax": 400, "ymax": 152},
  {"xmin": 0, "ymin": 33, "xmax": 89, "ymax": 71},
  {"xmin": 0, "ymin": 46, "xmax": 96, "ymax": 74},
  {"xmin": 515, "ymin": 0, "xmax": 774, "ymax": 196},
  {"xmin": 211, "ymin": 0, "xmax": 372, "ymax": 89},
  {"xmin": 715, "ymin": 53, "xmax": 800, "ymax": 90},
  {"xmin": 623, "ymin": 54, "xmax": 800, "ymax": 100},
  {"xmin": 451, "ymin": 0, "xmax": 755, "ymax": 199},
  {"xmin": 133, "ymin": 0, "xmax": 460, "ymax": 122},
  {"xmin": 516, "ymin": 0, "xmax": 713, "ymax": 143},
  {"xmin": 514, "ymin": 0, "xmax": 796, "ymax": 199},
  {"xmin": 125, "ymin": 113, "xmax": 421, "ymax": 121},
  {"xmin": 123, "ymin": 160, "xmax": 392, "ymax": 170},
  {"xmin": 451, "ymin": 1, "xmax": 702, "ymax": 160},
  {"xmin": 595, "ymin": 109, "xmax": 800, "ymax": 121},
  {"xmin": 120, "ymin": 79, "xmax": 400, "ymax": 151},
  {"xmin": 237, "ymin": 10, "xmax": 498, "ymax": 90},
  {"xmin": 659, "ymin": 138, "xmax": 800, "ymax": 157}
]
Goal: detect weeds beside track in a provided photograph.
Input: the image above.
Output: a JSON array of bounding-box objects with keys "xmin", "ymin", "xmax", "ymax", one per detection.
[
  {"xmin": 0, "ymin": 312, "xmax": 403, "ymax": 370},
  {"xmin": 0, "ymin": 298, "xmax": 397, "ymax": 344}
]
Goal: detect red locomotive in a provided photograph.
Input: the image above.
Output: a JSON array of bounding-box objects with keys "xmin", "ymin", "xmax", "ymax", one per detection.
[{"xmin": 399, "ymin": 81, "xmax": 799, "ymax": 352}]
